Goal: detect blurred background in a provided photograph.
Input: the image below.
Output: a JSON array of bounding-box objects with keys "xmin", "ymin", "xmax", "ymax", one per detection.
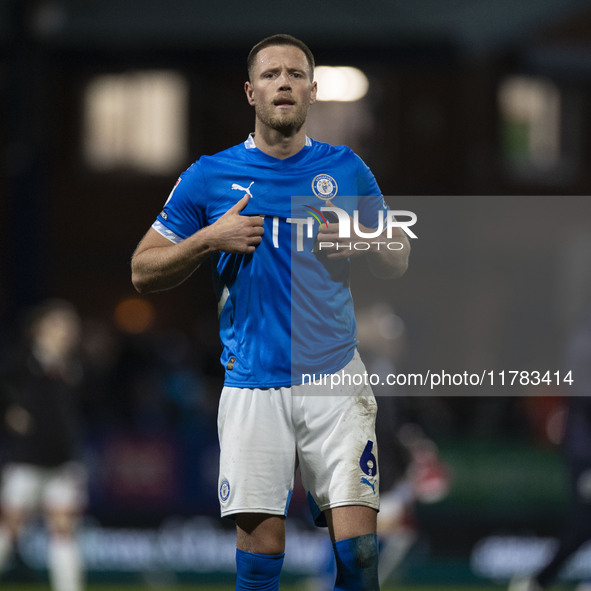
[{"xmin": 1, "ymin": 0, "xmax": 591, "ymax": 587}]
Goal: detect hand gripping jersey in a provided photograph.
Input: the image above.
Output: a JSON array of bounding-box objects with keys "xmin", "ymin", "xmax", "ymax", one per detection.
[{"xmin": 153, "ymin": 135, "xmax": 388, "ymax": 388}]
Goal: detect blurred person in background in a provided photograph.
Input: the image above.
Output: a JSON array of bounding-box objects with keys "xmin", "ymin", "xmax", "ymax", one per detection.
[
  {"xmin": 510, "ymin": 300, "xmax": 591, "ymax": 591},
  {"xmin": 0, "ymin": 299, "xmax": 87, "ymax": 591}
]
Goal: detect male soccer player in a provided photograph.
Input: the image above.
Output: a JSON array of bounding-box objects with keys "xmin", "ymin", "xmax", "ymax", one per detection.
[{"xmin": 132, "ymin": 34, "xmax": 410, "ymax": 591}]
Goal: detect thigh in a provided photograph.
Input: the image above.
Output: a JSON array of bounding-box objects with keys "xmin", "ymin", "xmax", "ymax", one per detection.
[
  {"xmin": 325, "ymin": 505, "xmax": 378, "ymax": 543},
  {"xmin": 44, "ymin": 462, "xmax": 88, "ymax": 514},
  {"xmin": 1, "ymin": 463, "xmax": 43, "ymax": 514},
  {"xmin": 295, "ymin": 352, "xmax": 380, "ymax": 523},
  {"xmin": 218, "ymin": 387, "xmax": 296, "ymax": 519}
]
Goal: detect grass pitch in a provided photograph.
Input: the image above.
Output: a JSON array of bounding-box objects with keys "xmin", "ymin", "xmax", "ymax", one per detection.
[{"xmin": 0, "ymin": 585, "xmax": 574, "ymax": 591}]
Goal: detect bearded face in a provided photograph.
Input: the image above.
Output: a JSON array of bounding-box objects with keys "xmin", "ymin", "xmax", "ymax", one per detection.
[
  {"xmin": 253, "ymin": 93, "xmax": 309, "ymax": 134},
  {"xmin": 245, "ymin": 45, "xmax": 317, "ymax": 136}
]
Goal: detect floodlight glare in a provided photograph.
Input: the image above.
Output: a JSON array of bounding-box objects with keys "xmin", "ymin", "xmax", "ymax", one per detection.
[{"xmin": 315, "ymin": 66, "xmax": 369, "ymax": 102}]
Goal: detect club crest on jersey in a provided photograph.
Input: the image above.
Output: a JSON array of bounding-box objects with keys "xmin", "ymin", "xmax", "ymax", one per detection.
[
  {"xmin": 219, "ymin": 479, "xmax": 231, "ymax": 503},
  {"xmin": 312, "ymin": 174, "xmax": 338, "ymax": 200}
]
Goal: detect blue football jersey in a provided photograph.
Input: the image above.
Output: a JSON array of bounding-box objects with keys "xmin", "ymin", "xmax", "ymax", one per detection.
[{"xmin": 153, "ymin": 135, "xmax": 388, "ymax": 387}]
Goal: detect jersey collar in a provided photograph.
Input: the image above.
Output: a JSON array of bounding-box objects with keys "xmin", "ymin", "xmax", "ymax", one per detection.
[{"xmin": 244, "ymin": 133, "xmax": 312, "ymax": 149}]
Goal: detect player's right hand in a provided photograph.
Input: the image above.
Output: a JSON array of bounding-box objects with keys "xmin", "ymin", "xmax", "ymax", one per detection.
[{"xmin": 210, "ymin": 194, "xmax": 264, "ymax": 254}]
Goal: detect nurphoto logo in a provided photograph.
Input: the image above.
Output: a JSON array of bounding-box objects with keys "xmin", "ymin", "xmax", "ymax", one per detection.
[{"xmin": 313, "ymin": 206, "xmax": 417, "ymax": 253}]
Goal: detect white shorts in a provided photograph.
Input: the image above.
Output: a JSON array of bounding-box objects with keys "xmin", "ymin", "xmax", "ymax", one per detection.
[
  {"xmin": 217, "ymin": 351, "xmax": 379, "ymax": 525},
  {"xmin": 1, "ymin": 462, "xmax": 88, "ymax": 514}
]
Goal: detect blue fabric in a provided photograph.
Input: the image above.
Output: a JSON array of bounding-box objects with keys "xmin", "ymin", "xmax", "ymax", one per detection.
[
  {"xmin": 333, "ymin": 534, "xmax": 379, "ymax": 591},
  {"xmin": 235, "ymin": 549, "xmax": 284, "ymax": 590},
  {"xmin": 153, "ymin": 136, "xmax": 387, "ymax": 388},
  {"xmin": 284, "ymin": 488, "xmax": 293, "ymax": 516},
  {"xmin": 307, "ymin": 491, "xmax": 327, "ymax": 527}
]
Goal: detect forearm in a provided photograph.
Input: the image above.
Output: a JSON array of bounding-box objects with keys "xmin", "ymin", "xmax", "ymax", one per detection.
[
  {"xmin": 367, "ymin": 229, "xmax": 410, "ymax": 279},
  {"xmin": 131, "ymin": 228, "xmax": 216, "ymax": 294},
  {"xmin": 132, "ymin": 199, "xmax": 264, "ymax": 294},
  {"xmin": 317, "ymin": 221, "xmax": 411, "ymax": 279}
]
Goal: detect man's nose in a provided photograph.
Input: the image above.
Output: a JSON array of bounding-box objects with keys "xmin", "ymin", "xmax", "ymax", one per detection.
[{"xmin": 277, "ymin": 71, "xmax": 291, "ymax": 88}]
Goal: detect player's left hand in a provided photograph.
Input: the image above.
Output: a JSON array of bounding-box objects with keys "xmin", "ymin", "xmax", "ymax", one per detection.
[
  {"xmin": 315, "ymin": 220, "xmax": 350, "ymax": 259},
  {"xmin": 314, "ymin": 212, "xmax": 367, "ymax": 259}
]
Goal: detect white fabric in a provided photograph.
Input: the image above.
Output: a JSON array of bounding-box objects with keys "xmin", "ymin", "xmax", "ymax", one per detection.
[
  {"xmin": 1, "ymin": 462, "xmax": 87, "ymax": 513},
  {"xmin": 48, "ymin": 536, "xmax": 84, "ymax": 591},
  {"xmin": 217, "ymin": 351, "xmax": 379, "ymax": 518}
]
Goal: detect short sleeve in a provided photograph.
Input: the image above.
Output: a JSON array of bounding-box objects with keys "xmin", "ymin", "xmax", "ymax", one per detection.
[
  {"xmin": 355, "ymin": 155, "xmax": 389, "ymax": 229},
  {"xmin": 152, "ymin": 162, "xmax": 208, "ymax": 243}
]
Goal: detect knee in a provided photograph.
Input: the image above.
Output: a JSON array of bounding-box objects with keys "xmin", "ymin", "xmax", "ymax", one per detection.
[
  {"xmin": 333, "ymin": 534, "xmax": 379, "ymax": 591},
  {"xmin": 46, "ymin": 511, "xmax": 78, "ymax": 538},
  {"xmin": 236, "ymin": 513, "xmax": 285, "ymax": 555},
  {"xmin": 336, "ymin": 533, "xmax": 378, "ymax": 569},
  {"xmin": 1, "ymin": 510, "xmax": 27, "ymax": 539},
  {"xmin": 350, "ymin": 533, "xmax": 379, "ymax": 569}
]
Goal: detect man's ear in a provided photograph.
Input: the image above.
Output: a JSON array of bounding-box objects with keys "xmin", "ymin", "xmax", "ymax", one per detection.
[
  {"xmin": 310, "ymin": 80, "xmax": 318, "ymax": 105},
  {"xmin": 245, "ymin": 81, "xmax": 255, "ymax": 106}
]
